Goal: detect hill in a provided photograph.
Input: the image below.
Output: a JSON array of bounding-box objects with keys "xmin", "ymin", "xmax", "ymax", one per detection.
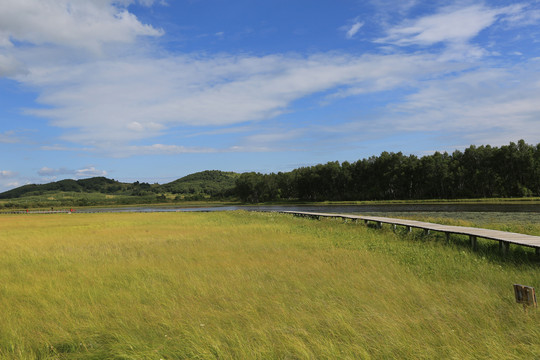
[
  {"xmin": 0, "ymin": 177, "xmax": 123, "ymax": 199},
  {"xmin": 0, "ymin": 171, "xmax": 239, "ymax": 208},
  {"xmin": 160, "ymin": 170, "xmax": 238, "ymax": 197}
]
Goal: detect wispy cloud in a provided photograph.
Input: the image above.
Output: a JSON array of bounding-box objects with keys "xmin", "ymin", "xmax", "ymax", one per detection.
[
  {"xmin": 1, "ymin": 0, "xmax": 540, "ymax": 164},
  {"xmin": 0, "ymin": 130, "xmax": 23, "ymax": 144},
  {"xmin": 0, "ymin": 170, "xmax": 17, "ymax": 179},
  {"xmin": 75, "ymin": 167, "xmax": 107, "ymax": 178},
  {"xmin": 345, "ymin": 21, "xmax": 364, "ymax": 39},
  {"xmin": 370, "ymin": 0, "xmax": 418, "ymax": 15},
  {"xmin": 350, "ymin": 60, "xmax": 540, "ymax": 146},
  {"xmin": 37, "ymin": 167, "xmax": 73, "ymax": 176},
  {"xmin": 16, "ymin": 52, "xmax": 454, "ymax": 154},
  {"xmin": 124, "ymin": 144, "xmax": 217, "ymax": 156},
  {"xmin": 38, "ymin": 166, "xmax": 107, "ymax": 178},
  {"xmin": 375, "ymin": 4, "xmax": 539, "ymax": 61}
]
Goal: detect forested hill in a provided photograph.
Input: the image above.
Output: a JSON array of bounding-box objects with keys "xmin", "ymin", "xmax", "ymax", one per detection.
[
  {"xmin": 160, "ymin": 170, "xmax": 238, "ymax": 197},
  {"xmin": 0, "ymin": 171, "xmax": 238, "ymax": 200},
  {"xmin": 235, "ymin": 140, "xmax": 540, "ymax": 202},
  {"xmin": 0, "ymin": 177, "xmax": 121, "ymax": 199},
  {"xmin": 2, "ymin": 141, "xmax": 539, "ymax": 206}
]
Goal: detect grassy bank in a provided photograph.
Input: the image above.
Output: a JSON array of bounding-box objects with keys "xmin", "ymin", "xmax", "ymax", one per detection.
[
  {"xmin": 0, "ymin": 211, "xmax": 538, "ymax": 359},
  {"xmin": 2, "ymin": 193, "xmax": 540, "ymax": 212}
]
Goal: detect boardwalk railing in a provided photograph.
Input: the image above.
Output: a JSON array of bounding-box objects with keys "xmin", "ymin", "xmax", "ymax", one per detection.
[{"xmin": 281, "ymin": 211, "xmax": 540, "ymax": 256}]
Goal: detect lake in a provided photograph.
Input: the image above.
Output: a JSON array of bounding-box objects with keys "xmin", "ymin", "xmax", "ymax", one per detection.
[{"xmin": 77, "ymin": 203, "xmax": 540, "ymax": 214}]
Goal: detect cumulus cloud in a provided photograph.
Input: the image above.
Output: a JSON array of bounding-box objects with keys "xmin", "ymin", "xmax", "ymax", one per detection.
[{"xmin": 0, "ymin": 0, "xmax": 163, "ymax": 53}]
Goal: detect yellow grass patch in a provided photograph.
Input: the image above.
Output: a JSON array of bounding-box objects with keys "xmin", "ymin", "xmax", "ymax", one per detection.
[{"xmin": 0, "ymin": 211, "xmax": 538, "ymax": 359}]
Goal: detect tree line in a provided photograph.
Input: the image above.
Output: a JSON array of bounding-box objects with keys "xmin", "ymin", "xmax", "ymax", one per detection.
[{"xmin": 234, "ymin": 140, "xmax": 540, "ymax": 202}]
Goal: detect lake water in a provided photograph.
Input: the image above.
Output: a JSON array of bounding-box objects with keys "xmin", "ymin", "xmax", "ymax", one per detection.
[{"xmin": 77, "ymin": 203, "xmax": 540, "ymax": 214}]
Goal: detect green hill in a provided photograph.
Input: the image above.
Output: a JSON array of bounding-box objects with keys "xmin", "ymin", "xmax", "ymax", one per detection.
[
  {"xmin": 0, "ymin": 177, "xmax": 123, "ymax": 199},
  {"xmin": 0, "ymin": 171, "xmax": 239, "ymax": 208},
  {"xmin": 160, "ymin": 170, "xmax": 239, "ymax": 197}
]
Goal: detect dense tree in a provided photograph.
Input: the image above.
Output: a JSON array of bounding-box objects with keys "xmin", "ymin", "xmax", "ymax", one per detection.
[
  {"xmin": 234, "ymin": 140, "xmax": 540, "ymax": 202},
  {"xmin": 2, "ymin": 141, "xmax": 538, "ymax": 205}
]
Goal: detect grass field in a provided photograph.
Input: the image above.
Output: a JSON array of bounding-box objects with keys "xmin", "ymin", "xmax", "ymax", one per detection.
[{"xmin": 0, "ymin": 211, "xmax": 539, "ymax": 359}]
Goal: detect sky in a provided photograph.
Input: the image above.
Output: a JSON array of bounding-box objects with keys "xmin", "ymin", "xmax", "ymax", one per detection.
[{"xmin": 1, "ymin": 0, "xmax": 540, "ymax": 191}]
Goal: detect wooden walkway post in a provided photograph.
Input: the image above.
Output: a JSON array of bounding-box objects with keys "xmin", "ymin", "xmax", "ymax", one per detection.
[
  {"xmin": 500, "ymin": 241, "xmax": 510, "ymax": 256},
  {"xmin": 470, "ymin": 235, "xmax": 478, "ymax": 251},
  {"xmin": 280, "ymin": 211, "xmax": 540, "ymax": 256}
]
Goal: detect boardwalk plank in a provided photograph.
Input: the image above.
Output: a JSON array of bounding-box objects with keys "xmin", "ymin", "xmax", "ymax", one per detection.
[{"xmin": 282, "ymin": 211, "xmax": 540, "ymax": 252}]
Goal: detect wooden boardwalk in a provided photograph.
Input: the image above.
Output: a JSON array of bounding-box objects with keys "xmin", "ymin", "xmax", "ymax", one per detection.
[{"xmin": 281, "ymin": 211, "xmax": 540, "ymax": 256}]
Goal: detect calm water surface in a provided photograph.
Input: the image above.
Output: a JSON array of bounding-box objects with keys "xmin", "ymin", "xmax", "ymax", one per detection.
[{"xmin": 78, "ymin": 203, "xmax": 540, "ymax": 214}]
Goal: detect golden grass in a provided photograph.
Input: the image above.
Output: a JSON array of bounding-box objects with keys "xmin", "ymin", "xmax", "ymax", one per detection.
[{"xmin": 0, "ymin": 211, "xmax": 538, "ymax": 359}]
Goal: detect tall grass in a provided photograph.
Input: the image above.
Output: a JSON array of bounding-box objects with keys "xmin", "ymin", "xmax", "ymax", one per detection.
[
  {"xmin": 0, "ymin": 211, "xmax": 538, "ymax": 359},
  {"xmin": 367, "ymin": 211, "xmax": 540, "ymax": 234}
]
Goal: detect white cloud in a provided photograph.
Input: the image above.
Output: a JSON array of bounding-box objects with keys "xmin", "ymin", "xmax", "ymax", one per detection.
[
  {"xmin": 124, "ymin": 144, "xmax": 217, "ymax": 156},
  {"xmin": 137, "ymin": 0, "xmax": 162, "ymax": 6},
  {"xmin": 346, "ymin": 22, "xmax": 364, "ymax": 39},
  {"xmin": 38, "ymin": 167, "xmax": 73, "ymax": 176},
  {"xmin": 40, "ymin": 144, "xmax": 94, "ymax": 152},
  {"xmin": 369, "ymin": 0, "xmax": 419, "ymax": 20},
  {"xmin": 1, "ymin": 0, "xmax": 539, "ymax": 160},
  {"xmin": 0, "ymin": 170, "xmax": 17, "ymax": 178},
  {"xmin": 0, "ymin": 131, "xmax": 22, "ymax": 144},
  {"xmin": 380, "ymin": 61, "xmax": 540, "ymax": 145},
  {"xmin": 234, "ymin": 128, "xmax": 308, "ymax": 152},
  {"xmin": 374, "ymin": 4, "xmax": 540, "ymax": 61},
  {"xmin": 17, "ymin": 52, "xmax": 453, "ymax": 153},
  {"xmin": 501, "ymin": 5, "xmax": 540, "ymax": 25},
  {"xmin": 0, "ymin": 0, "xmax": 163, "ymax": 53},
  {"xmin": 37, "ymin": 166, "xmax": 107, "ymax": 178},
  {"xmin": 75, "ymin": 167, "xmax": 107, "ymax": 178},
  {"xmin": 296, "ymin": 58, "xmax": 540, "ymax": 151},
  {"xmin": 377, "ymin": 4, "xmax": 525, "ymax": 47},
  {"xmin": 0, "ymin": 54, "xmax": 26, "ymax": 76}
]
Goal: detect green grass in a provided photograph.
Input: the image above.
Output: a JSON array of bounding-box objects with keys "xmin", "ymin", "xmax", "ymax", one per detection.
[{"xmin": 0, "ymin": 211, "xmax": 539, "ymax": 359}]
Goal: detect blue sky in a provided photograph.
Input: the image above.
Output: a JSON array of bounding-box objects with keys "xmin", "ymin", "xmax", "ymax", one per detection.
[{"xmin": 1, "ymin": 0, "xmax": 540, "ymax": 191}]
